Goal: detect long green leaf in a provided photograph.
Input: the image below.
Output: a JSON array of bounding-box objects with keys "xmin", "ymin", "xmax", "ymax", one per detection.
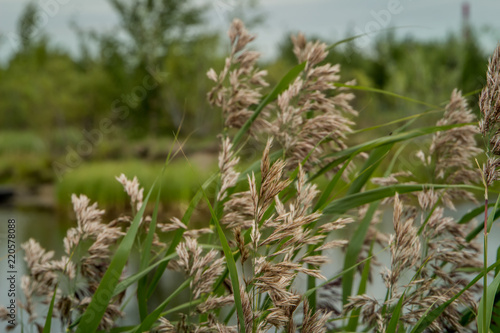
[
  {"xmin": 386, "ymin": 294, "xmax": 405, "ymax": 333},
  {"xmin": 305, "ymin": 245, "xmax": 390, "ymax": 299},
  {"xmin": 132, "ymin": 278, "xmax": 192, "ymax": 333},
  {"xmin": 496, "ymin": 246, "xmax": 500, "ymax": 277},
  {"xmin": 140, "ymin": 126, "xmax": 190, "ymax": 301},
  {"xmin": 346, "ymin": 143, "xmax": 393, "ymax": 196},
  {"xmin": 203, "ymin": 194, "xmax": 245, "ymax": 333},
  {"xmin": 161, "ymin": 299, "xmax": 205, "ymax": 317},
  {"xmin": 97, "ymin": 326, "xmax": 136, "ymax": 333},
  {"xmin": 326, "ymin": 26, "xmax": 415, "ymax": 52},
  {"xmin": 459, "ymin": 204, "xmax": 495, "ymax": 224},
  {"xmin": 43, "ymin": 287, "xmax": 57, "ymax": 333},
  {"xmin": 146, "ymin": 173, "xmax": 217, "ymax": 299},
  {"xmin": 342, "ymin": 202, "xmax": 379, "ymax": 305},
  {"xmin": 307, "ymin": 269, "xmax": 317, "ymax": 313},
  {"xmin": 312, "ymin": 123, "xmax": 473, "ymax": 181},
  {"xmin": 478, "ymin": 270, "xmax": 500, "ymax": 333},
  {"xmin": 333, "ymin": 83, "xmax": 440, "ymax": 109},
  {"xmin": 464, "ymin": 206, "xmax": 500, "ymax": 242},
  {"xmin": 345, "ymin": 117, "xmax": 411, "ymax": 197},
  {"xmin": 112, "ymin": 252, "xmax": 178, "ymax": 298},
  {"xmin": 334, "ymin": 123, "xmax": 472, "ymax": 160},
  {"xmin": 346, "ymin": 242, "xmax": 373, "ymax": 331},
  {"xmin": 76, "ymin": 182, "xmax": 155, "ymax": 333},
  {"xmin": 313, "ymin": 154, "xmax": 353, "ymax": 213},
  {"xmin": 238, "ymin": 151, "xmax": 282, "ymax": 182},
  {"xmin": 138, "ymin": 182, "xmax": 162, "ymax": 320},
  {"xmin": 352, "ymin": 110, "xmax": 443, "ymax": 135},
  {"xmin": 327, "ymin": 33, "xmax": 369, "ymax": 51}
]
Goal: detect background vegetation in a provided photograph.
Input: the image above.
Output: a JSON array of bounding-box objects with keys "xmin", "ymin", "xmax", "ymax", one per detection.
[{"xmin": 0, "ymin": 1, "xmax": 491, "ymax": 210}]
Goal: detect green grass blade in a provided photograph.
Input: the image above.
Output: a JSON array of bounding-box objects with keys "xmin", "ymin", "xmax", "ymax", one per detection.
[
  {"xmin": 346, "ymin": 241, "xmax": 373, "ymax": 331},
  {"xmin": 202, "ymin": 192, "xmax": 245, "ymax": 333},
  {"xmin": 341, "ymin": 119, "xmax": 407, "ymax": 212},
  {"xmin": 487, "ymin": 195, "xmax": 500, "ymax": 233},
  {"xmin": 305, "ymin": 245, "xmax": 390, "ymax": 299},
  {"xmin": 333, "ymin": 82, "xmax": 441, "ymax": 109},
  {"xmin": 307, "ymin": 269, "xmax": 316, "ymax": 312},
  {"xmin": 351, "ymin": 109, "xmax": 443, "ymax": 135},
  {"xmin": 386, "ymin": 294, "xmax": 405, "ymax": 333},
  {"xmin": 112, "ymin": 252, "xmax": 178, "ymax": 298},
  {"xmin": 137, "ymin": 181, "xmax": 163, "ymax": 320},
  {"xmin": 342, "ymin": 202, "xmax": 379, "ymax": 305},
  {"xmin": 314, "ymin": 154, "xmax": 353, "ymax": 211},
  {"xmin": 312, "ymin": 123, "xmax": 473, "ymax": 181},
  {"xmin": 417, "ymin": 197, "xmax": 443, "ymax": 236},
  {"xmin": 326, "ymin": 26, "xmax": 412, "ymax": 51},
  {"xmin": 493, "ymin": 296, "xmax": 500, "ymax": 330},
  {"xmin": 411, "ymin": 261, "xmax": 500, "ymax": 333},
  {"xmin": 323, "ymin": 184, "xmax": 483, "ymax": 216},
  {"xmin": 97, "ymin": 326, "xmax": 136, "ymax": 333},
  {"xmin": 337, "ymin": 123, "xmax": 471, "ymax": 160},
  {"xmin": 459, "ymin": 203, "xmax": 495, "ymax": 224},
  {"xmin": 478, "ymin": 270, "xmax": 500, "ymax": 333},
  {"xmin": 132, "ymin": 277, "xmax": 192, "ymax": 333},
  {"xmin": 160, "ymin": 299, "xmax": 205, "ymax": 317},
  {"xmin": 75, "ymin": 182, "xmax": 155, "ymax": 333},
  {"xmin": 465, "ymin": 207, "xmax": 500, "ymax": 242},
  {"xmin": 238, "ymin": 151, "xmax": 282, "ymax": 183},
  {"xmin": 233, "ymin": 62, "xmax": 306, "ymax": 146},
  {"xmin": 346, "ymin": 143, "xmax": 393, "ymax": 196},
  {"xmin": 327, "ymin": 34, "xmax": 366, "ymax": 51},
  {"xmin": 146, "ymin": 173, "xmax": 217, "ymax": 299},
  {"xmin": 42, "ymin": 287, "xmax": 57, "ymax": 333},
  {"xmin": 496, "ymin": 246, "xmax": 500, "ymax": 277}
]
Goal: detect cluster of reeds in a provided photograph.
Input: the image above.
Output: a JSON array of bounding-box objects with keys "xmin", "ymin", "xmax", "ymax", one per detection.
[{"xmin": 2, "ymin": 19, "xmax": 500, "ymax": 333}]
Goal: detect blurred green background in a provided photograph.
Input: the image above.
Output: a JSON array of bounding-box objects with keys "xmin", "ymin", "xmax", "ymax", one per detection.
[{"xmin": 0, "ymin": 0, "xmax": 496, "ymax": 213}]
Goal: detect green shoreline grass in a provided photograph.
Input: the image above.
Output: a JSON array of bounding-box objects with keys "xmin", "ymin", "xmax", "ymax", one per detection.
[{"xmin": 55, "ymin": 159, "xmax": 216, "ymax": 209}]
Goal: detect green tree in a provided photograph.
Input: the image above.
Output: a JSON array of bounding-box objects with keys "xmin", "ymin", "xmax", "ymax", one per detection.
[{"xmin": 94, "ymin": 0, "xmax": 210, "ymax": 136}]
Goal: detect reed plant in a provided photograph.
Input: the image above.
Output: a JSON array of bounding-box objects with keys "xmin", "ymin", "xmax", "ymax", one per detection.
[{"xmin": 2, "ymin": 19, "xmax": 500, "ymax": 333}]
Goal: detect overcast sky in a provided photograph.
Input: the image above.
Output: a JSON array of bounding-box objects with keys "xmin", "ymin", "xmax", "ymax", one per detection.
[{"xmin": 0, "ymin": 0, "xmax": 499, "ymax": 62}]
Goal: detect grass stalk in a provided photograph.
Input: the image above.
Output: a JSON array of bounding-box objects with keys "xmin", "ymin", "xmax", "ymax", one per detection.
[{"xmin": 476, "ymin": 157, "xmax": 490, "ymax": 332}]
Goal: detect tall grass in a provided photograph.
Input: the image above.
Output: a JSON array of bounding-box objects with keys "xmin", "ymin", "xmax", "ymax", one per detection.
[{"xmin": 2, "ymin": 20, "xmax": 500, "ymax": 333}]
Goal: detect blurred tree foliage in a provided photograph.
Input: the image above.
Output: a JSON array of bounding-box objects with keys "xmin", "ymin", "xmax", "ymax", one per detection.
[
  {"xmin": 0, "ymin": 0, "xmax": 223, "ymax": 143},
  {"xmin": 0, "ymin": 1, "xmax": 490, "ymax": 185},
  {"xmin": 91, "ymin": 0, "xmax": 215, "ymax": 136}
]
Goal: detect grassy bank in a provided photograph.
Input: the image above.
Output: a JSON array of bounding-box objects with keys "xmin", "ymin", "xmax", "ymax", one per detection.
[{"xmin": 55, "ymin": 158, "xmax": 216, "ymax": 210}]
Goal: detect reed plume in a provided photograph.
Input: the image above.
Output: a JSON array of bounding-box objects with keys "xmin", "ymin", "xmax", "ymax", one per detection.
[
  {"xmin": 207, "ymin": 19, "xmax": 269, "ymax": 133},
  {"xmin": 271, "ymin": 33, "xmax": 357, "ymax": 172}
]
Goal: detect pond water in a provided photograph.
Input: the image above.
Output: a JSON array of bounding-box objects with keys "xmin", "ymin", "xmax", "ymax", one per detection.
[
  {"xmin": 1, "ymin": 203, "xmax": 500, "ymax": 331},
  {"xmin": 0, "ymin": 206, "xmax": 196, "ymax": 332}
]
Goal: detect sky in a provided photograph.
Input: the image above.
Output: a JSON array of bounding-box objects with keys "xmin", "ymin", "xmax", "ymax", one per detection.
[{"xmin": 0, "ymin": 0, "xmax": 499, "ymax": 62}]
